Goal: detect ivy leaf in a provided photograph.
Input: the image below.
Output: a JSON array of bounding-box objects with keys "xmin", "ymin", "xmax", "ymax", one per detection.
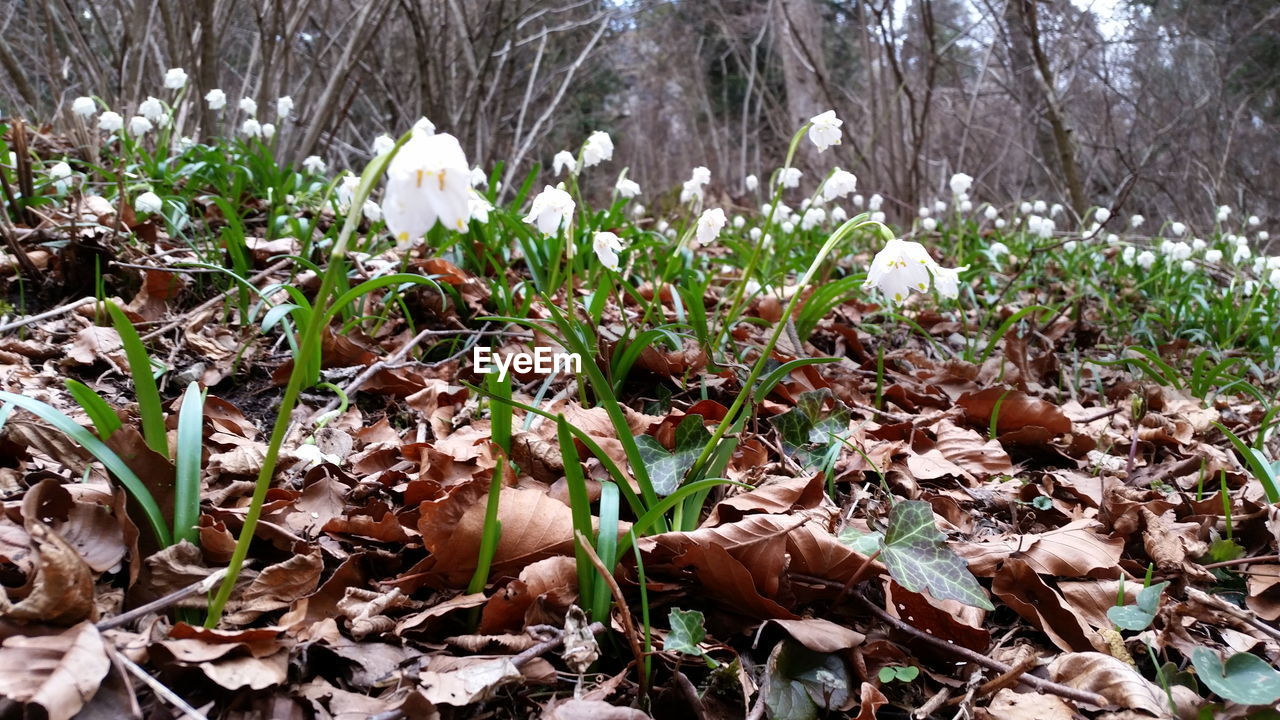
[
  {"xmin": 665, "ymin": 608, "xmax": 708, "ymax": 656},
  {"xmin": 1191, "ymin": 648, "xmax": 1280, "ymax": 705},
  {"xmin": 880, "ymin": 500, "xmax": 994, "ymax": 610},
  {"xmin": 1107, "ymin": 581, "xmax": 1169, "ymax": 632},
  {"xmin": 764, "ymin": 640, "xmax": 850, "ymax": 720},
  {"xmin": 635, "ymin": 415, "xmax": 711, "ymax": 496},
  {"xmin": 838, "ymin": 528, "xmax": 883, "ymax": 556},
  {"xmin": 769, "ymin": 390, "xmax": 851, "ymax": 469}
]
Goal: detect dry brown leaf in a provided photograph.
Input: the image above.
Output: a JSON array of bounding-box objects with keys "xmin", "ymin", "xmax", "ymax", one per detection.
[
  {"xmin": 992, "ymin": 559, "xmax": 1098, "ymax": 652},
  {"xmin": 1141, "ymin": 508, "xmax": 1212, "ymax": 582},
  {"xmin": 931, "ymin": 418, "xmax": 1017, "ymax": 478},
  {"xmin": 0, "ymin": 621, "xmax": 111, "ymax": 720},
  {"xmin": 954, "ymin": 519, "xmax": 1124, "ymax": 578},
  {"xmin": 765, "ymin": 617, "xmax": 865, "ymax": 653},
  {"xmin": 225, "ymin": 549, "xmax": 324, "ymax": 624},
  {"xmin": 642, "ymin": 514, "xmax": 806, "ymax": 598},
  {"xmin": 66, "ymin": 325, "xmax": 124, "ymax": 367},
  {"xmin": 22, "ymin": 479, "xmax": 126, "ymax": 573},
  {"xmin": 885, "ymin": 581, "xmax": 991, "ymax": 652},
  {"xmin": 977, "ymin": 688, "xmax": 1075, "ymax": 720},
  {"xmin": 1046, "ymin": 652, "xmax": 1170, "ymax": 715},
  {"xmin": 0, "ymin": 519, "xmax": 96, "ymax": 624},
  {"xmin": 418, "ymin": 656, "xmax": 523, "ymax": 706},
  {"xmin": 544, "ymin": 699, "xmax": 651, "ymax": 719}
]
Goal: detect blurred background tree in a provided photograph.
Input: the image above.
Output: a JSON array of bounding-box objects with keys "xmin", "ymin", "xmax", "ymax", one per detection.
[{"xmin": 1, "ymin": 0, "xmax": 1275, "ymax": 235}]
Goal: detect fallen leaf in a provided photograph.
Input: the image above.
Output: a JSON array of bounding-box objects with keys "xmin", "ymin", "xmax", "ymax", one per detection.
[
  {"xmin": 0, "ymin": 519, "xmax": 96, "ymax": 624},
  {"xmin": 1046, "ymin": 651, "xmax": 1168, "ymax": 714},
  {"xmin": 0, "ymin": 621, "xmax": 111, "ymax": 720}
]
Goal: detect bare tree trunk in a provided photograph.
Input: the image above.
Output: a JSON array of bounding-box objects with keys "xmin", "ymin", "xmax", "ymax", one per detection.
[{"xmin": 1005, "ymin": 0, "xmax": 1087, "ymax": 215}]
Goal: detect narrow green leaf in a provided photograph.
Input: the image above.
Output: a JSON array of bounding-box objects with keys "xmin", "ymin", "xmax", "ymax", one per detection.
[
  {"xmin": 105, "ymin": 301, "xmax": 168, "ymax": 457},
  {"xmin": 64, "ymin": 379, "xmax": 122, "ymax": 439},
  {"xmin": 0, "ymin": 391, "xmax": 171, "ymax": 546},
  {"xmin": 173, "ymin": 382, "xmax": 204, "ymax": 545}
]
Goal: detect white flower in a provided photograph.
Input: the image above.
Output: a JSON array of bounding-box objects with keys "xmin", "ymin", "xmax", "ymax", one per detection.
[
  {"xmin": 1270, "ymin": 268, "xmax": 1280, "ymax": 289},
  {"xmin": 384, "ymin": 130, "xmax": 474, "ymax": 241},
  {"xmin": 1168, "ymin": 241, "xmax": 1192, "ymax": 260},
  {"xmin": 994, "ymin": 218, "xmax": 1006, "ymax": 229},
  {"xmin": 164, "ymin": 67, "xmax": 188, "ymax": 89},
  {"xmin": 852, "ymin": 194, "xmax": 865, "ymax": 208},
  {"xmin": 1233, "ymin": 244, "xmax": 1252, "ymax": 263},
  {"xmin": 871, "ymin": 211, "xmax": 886, "ymax": 223},
  {"xmin": 238, "ymin": 97, "xmax": 257, "ymax": 116},
  {"xmin": 1130, "ymin": 214, "xmax": 1144, "ymax": 228},
  {"xmin": 49, "ymin": 161, "xmax": 72, "ymax": 180},
  {"xmin": 696, "ymin": 208, "xmax": 727, "ymax": 245},
  {"xmin": 959, "ymin": 199, "xmax": 973, "ymax": 213},
  {"xmin": 468, "ymin": 190, "xmax": 492, "ymax": 225},
  {"xmin": 302, "ymin": 155, "xmax": 326, "ymax": 174},
  {"xmin": 261, "ymin": 123, "xmax": 276, "ymax": 139},
  {"xmin": 732, "ymin": 215, "xmax": 746, "ymax": 229},
  {"xmin": 1033, "ymin": 200, "xmax": 1047, "ymax": 214},
  {"xmin": 949, "ymin": 173, "xmax": 973, "ymax": 196},
  {"xmin": 1205, "ymin": 249, "xmax": 1223, "ymax": 263},
  {"xmin": 632, "ymin": 204, "xmax": 645, "ymax": 217},
  {"xmin": 1095, "ymin": 207, "xmax": 1111, "ymax": 223},
  {"xmin": 98, "ymin": 111, "xmax": 123, "ymax": 131},
  {"xmin": 801, "ymin": 207, "xmax": 825, "ymax": 230},
  {"xmin": 1259, "ymin": 231, "xmax": 1270, "ymax": 242},
  {"xmin": 372, "ymin": 134, "xmax": 395, "ymax": 155},
  {"xmin": 778, "ymin": 167, "xmax": 802, "ymax": 188},
  {"xmin": 72, "ymin": 96, "xmax": 96, "ymax": 117},
  {"xmin": 807, "ymin": 110, "xmax": 842, "ymax": 152},
  {"xmin": 681, "ymin": 166, "xmax": 711, "ymax": 204},
  {"xmin": 552, "ymin": 150, "xmax": 577, "ymax": 176},
  {"xmin": 990, "ymin": 241, "xmax": 1009, "ymax": 257},
  {"xmin": 138, "ymin": 96, "xmax": 164, "ymax": 122},
  {"xmin": 241, "ymin": 118, "xmax": 262, "ymax": 138},
  {"xmin": 1136, "ymin": 250, "xmax": 1156, "ymax": 269},
  {"xmin": 823, "ymin": 169, "xmax": 857, "ymax": 201},
  {"xmin": 523, "ymin": 185, "xmax": 575, "ymax": 236},
  {"xmin": 413, "ymin": 117, "xmax": 436, "ymax": 135},
  {"xmin": 869, "ymin": 194, "xmax": 884, "ymax": 211},
  {"xmin": 984, "ymin": 205, "xmax": 999, "ymax": 221},
  {"xmin": 918, "ymin": 206, "xmax": 931, "ymax": 218},
  {"xmin": 1170, "ymin": 222, "xmax": 1186, "ymax": 236},
  {"xmin": 336, "ymin": 173, "xmax": 359, "ymax": 211},
  {"xmin": 134, "ymin": 191, "xmax": 163, "ymax": 215},
  {"xmin": 934, "ymin": 200, "xmax": 947, "ymax": 214},
  {"xmin": 1063, "ymin": 240, "xmax": 1078, "ymax": 252},
  {"xmin": 863, "ymin": 238, "xmax": 965, "ymax": 304},
  {"xmin": 1050, "ymin": 203, "xmax": 1063, "ymax": 217},
  {"xmin": 582, "ymin": 131, "xmax": 613, "ymax": 168},
  {"xmin": 831, "ymin": 207, "xmax": 847, "ymax": 223},
  {"xmin": 1019, "ymin": 201, "xmax": 1033, "ymax": 214},
  {"xmin": 1248, "ymin": 215, "xmax": 1261, "ymax": 227},
  {"xmin": 276, "ymin": 96, "xmax": 294, "ymax": 118},
  {"xmin": 363, "ymin": 200, "xmax": 383, "ymax": 223},
  {"xmin": 1122, "ymin": 246, "xmax": 1136, "ymax": 265},
  {"xmin": 920, "ymin": 217, "xmax": 937, "ymax": 232},
  {"xmin": 128, "ymin": 115, "xmax": 153, "ymax": 135},
  {"xmin": 1217, "ymin": 205, "xmax": 1231, "ymax": 222},
  {"xmin": 749, "ymin": 227, "xmax": 763, "ymax": 241},
  {"xmin": 205, "ymin": 89, "xmax": 227, "ymax": 110},
  {"xmin": 745, "ymin": 174, "xmax": 758, "ymax": 192},
  {"xmin": 780, "ymin": 220, "xmax": 795, "ymax": 234},
  {"xmin": 1180, "ymin": 260, "xmax": 1196, "ymax": 273},
  {"xmin": 611, "ymin": 176, "xmax": 639, "ymax": 198},
  {"xmin": 1191, "ymin": 237, "xmax": 1206, "ymax": 251},
  {"xmin": 593, "ymin": 231, "xmax": 624, "ymax": 271},
  {"xmin": 471, "ymin": 167, "xmax": 488, "ymax": 187}
]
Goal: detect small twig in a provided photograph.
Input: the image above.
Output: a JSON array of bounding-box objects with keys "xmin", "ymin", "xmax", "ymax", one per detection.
[
  {"xmin": 97, "ymin": 568, "xmax": 229, "ymax": 630},
  {"xmin": 575, "ymin": 530, "xmax": 649, "ymax": 701},
  {"xmin": 1198, "ymin": 554, "xmax": 1280, "ymax": 571},
  {"xmin": 109, "ymin": 646, "xmax": 209, "ymax": 720},
  {"xmin": 1077, "ymin": 406, "xmax": 1123, "ymax": 424},
  {"xmin": 913, "ymin": 687, "xmax": 951, "ymax": 718},
  {"xmin": 945, "ymin": 655, "xmax": 1038, "ymax": 706},
  {"xmin": 1187, "ymin": 587, "xmax": 1280, "ymax": 643},
  {"xmin": 511, "ymin": 620, "xmax": 607, "ymax": 667},
  {"xmin": 0, "ymin": 296, "xmax": 97, "ymax": 335}
]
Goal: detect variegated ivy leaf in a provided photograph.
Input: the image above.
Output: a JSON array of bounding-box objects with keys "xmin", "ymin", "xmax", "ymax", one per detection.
[
  {"xmin": 880, "ymin": 500, "xmax": 994, "ymax": 610},
  {"xmin": 634, "ymin": 414, "xmax": 710, "ymax": 496},
  {"xmin": 768, "ymin": 389, "xmax": 851, "ymax": 469},
  {"xmin": 665, "ymin": 608, "xmax": 708, "ymax": 656}
]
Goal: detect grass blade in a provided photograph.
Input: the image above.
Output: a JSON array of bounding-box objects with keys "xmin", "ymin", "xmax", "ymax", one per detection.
[
  {"xmin": 105, "ymin": 301, "xmax": 168, "ymax": 458},
  {"xmin": 174, "ymin": 382, "xmax": 205, "ymax": 545},
  {"xmin": 64, "ymin": 379, "xmax": 122, "ymax": 439}
]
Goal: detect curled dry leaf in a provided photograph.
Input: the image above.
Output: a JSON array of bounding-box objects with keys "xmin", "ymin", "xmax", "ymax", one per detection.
[
  {"xmin": 0, "ymin": 519, "xmax": 96, "ymax": 625},
  {"xmin": 0, "ymin": 621, "xmax": 111, "ymax": 720},
  {"xmin": 976, "ymin": 688, "xmax": 1075, "ymax": 720},
  {"xmin": 544, "ymin": 698, "xmax": 651, "ymax": 720},
  {"xmin": 224, "ymin": 548, "xmax": 324, "ymax": 624},
  {"xmin": 1046, "ymin": 651, "xmax": 1172, "ymax": 715},
  {"xmin": 418, "ymin": 655, "xmax": 523, "ymax": 706},
  {"xmin": 992, "ymin": 559, "xmax": 1097, "ymax": 653},
  {"xmin": 954, "ymin": 519, "xmax": 1124, "ymax": 578}
]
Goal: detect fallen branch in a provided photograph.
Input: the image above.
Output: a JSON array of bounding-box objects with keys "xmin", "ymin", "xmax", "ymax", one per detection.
[
  {"xmin": 0, "ymin": 296, "xmax": 96, "ymax": 335},
  {"xmin": 109, "ymin": 646, "xmax": 209, "ymax": 720},
  {"xmin": 140, "ymin": 259, "xmax": 290, "ymax": 341},
  {"xmin": 98, "ymin": 568, "xmax": 229, "ymax": 631}
]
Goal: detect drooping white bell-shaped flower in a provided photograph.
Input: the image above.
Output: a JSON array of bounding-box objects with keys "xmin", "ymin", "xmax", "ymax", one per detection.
[
  {"xmin": 164, "ymin": 68, "xmax": 188, "ymax": 90},
  {"xmin": 823, "ymin": 169, "xmax": 857, "ymax": 201},
  {"xmin": 615, "ymin": 176, "xmax": 641, "ymax": 198},
  {"xmin": 523, "ymin": 185, "xmax": 575, "ymax": 236},
  {"xmin": 98, "ymin": 112, "xmax": 123, "ymax": 131},
  {"xmin": 383, "ymin": 130, "xmax": 474, "ymax": 243},
  {"xmin": 205, "ymin": 89, "xmax": 227, "ymax": 110},
  {"xmin": 949, "ymin": 173, "xmax": 973, "ymax": 196},
  {"xmin": 276, "ymin": 96, "xmax": 294, "ymax": 119},
  {"xmin": 593, "ymin": 231, "xmax": 624, "ymax": 271},
  {"xmin": 696, "ymin": 208, "xmax": 727, "ymax": 246},
  {"xmin": 302, "ymin": 155, "xmax": 327, "ymax": 174},
  {"xmin": 128, "ymin": 115, "xmax": 153, "ymax": 135},
  {"xmin": 239, "ymin": 97, "xmax": 258, "ymax": 116},
  {"xmin": 72, "ymin": 96, "xmax": 97, "ymax": 117},
  {"xmin": 807, "ymin": 110, "xmax": 842, "ymax": 152},
  {"xmin": 552, "ymin": 150, "xmax": 577, "ymax": 177},
  {"xmin": 138, "ymin": 96, "xmax": 165, "ymax": 122},
  {"xmin": 864, "ymin": 238, "xmax": 965, "ymax": 304},
  {"xmin": 134, "ymin": 191, "xmax": 163, "ymax": 215},
  {"xmin": 582, "ymin": 131, "xmax": 613, "ymax": 168}
]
